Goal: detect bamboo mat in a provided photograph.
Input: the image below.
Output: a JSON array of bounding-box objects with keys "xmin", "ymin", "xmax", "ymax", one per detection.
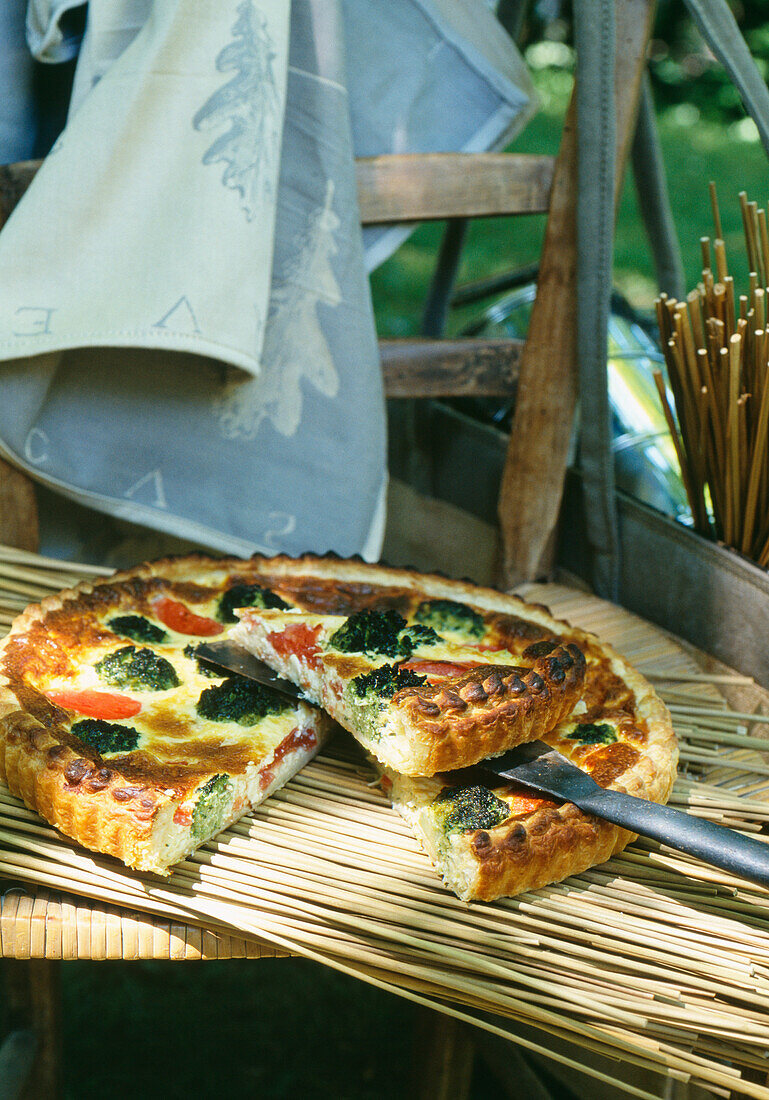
[{"xmin": 1, "ymin": 548, "xmax": 769, "ymax": 1098}]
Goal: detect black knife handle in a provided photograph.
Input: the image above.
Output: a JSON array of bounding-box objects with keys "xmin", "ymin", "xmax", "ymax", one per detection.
[{"xmin": 575, "ymin": 787, "xmax": 769, "ymax": 888}]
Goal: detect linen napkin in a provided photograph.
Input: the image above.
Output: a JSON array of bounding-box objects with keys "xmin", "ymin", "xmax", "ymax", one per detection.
[
  {"xmin": 27, "ymin": 0, "xmax": 536, "ymax": 274},
  {"xmin": 0, "ymin": 0, "xmax": 387, "ymax": 561}
]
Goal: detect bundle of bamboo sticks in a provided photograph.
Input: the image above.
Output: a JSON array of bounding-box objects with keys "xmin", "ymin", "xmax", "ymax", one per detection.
[{"xmin": 655, "ymin": 185, "xmax": 769, "ymax": 563}]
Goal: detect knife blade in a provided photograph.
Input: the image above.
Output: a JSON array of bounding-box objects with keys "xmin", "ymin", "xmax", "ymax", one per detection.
[
  {"xmin": 196, "ymin": 642, "xmax": 769, "ymax": 888},
  {"xmin": 194, "ymin": 640, "xmax": 309, "ymax": 702},
  {"xmin": 482, "ymin": 740, "xmax": 769, "ymax": 888}
]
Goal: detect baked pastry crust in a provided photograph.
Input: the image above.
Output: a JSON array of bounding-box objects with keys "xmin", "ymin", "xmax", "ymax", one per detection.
[
  {"xmin": 231, "ymin": 608, "xmax": 586, "ymax": 776},
  {"xmin": 219, "ymin": 554, "xmax": 675, "ymax": 899},
  {"xmin": 0, "ymin": 553, "xmax": 676, "ymax": 898},
  {"xmin": 0, "ymin": 555, "xmax": 330, "ymax": 873},
  {"xmin": 378, "ymin": 656, "xmax": 674, "ymax": 900}
]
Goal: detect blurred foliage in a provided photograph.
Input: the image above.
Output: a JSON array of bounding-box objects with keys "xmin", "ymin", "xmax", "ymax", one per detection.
[
  {"xmin": 371, "ymin": 0, "xmax": 769, "ymax": 334},
  {"xmin": 650, "ymin": 0, "xmax": 769, "ymax": 122},
  {"xmin": 518, "ymin": 0, "xmax": 769, "ymax": 125}
]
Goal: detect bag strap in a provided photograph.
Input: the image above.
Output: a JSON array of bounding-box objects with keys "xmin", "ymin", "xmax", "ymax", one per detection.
[{"xmin": 574, "ymin": 0, "xmax": 619, "ymax": 599}]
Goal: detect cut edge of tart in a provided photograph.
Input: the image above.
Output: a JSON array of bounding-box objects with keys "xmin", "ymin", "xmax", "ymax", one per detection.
[
  {"xmin": 0, "ymin": 569, "xmax": 331, "ymax": 875},
  {"xmin": 373, "ymin": 655, "xmax": 677, "ymax": 902},
  {"xmin": 229, "ymin": 607, "xmax": 588, "ymax": 777},
  {"xmin": 0, "ymin": 690, "xmax": 329, "ymax": 875}
]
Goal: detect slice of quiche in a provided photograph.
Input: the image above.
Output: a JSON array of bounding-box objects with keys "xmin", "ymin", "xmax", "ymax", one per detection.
[
  {"xmin": 229, "ymin": 607, "xmax": 586, "ymax": 777},
  {"xmin": 0, "ymin": 590, "xmax": 330, "ymax": 875},
  {"xmin": 375, "ymin": 693, "xmax": 676, "ymax": 901}
]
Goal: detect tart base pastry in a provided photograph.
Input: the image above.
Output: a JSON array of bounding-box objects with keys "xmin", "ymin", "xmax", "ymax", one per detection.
[{"xmin": 0, "ymin": 554, "xmax": 676, "ymax": 897}]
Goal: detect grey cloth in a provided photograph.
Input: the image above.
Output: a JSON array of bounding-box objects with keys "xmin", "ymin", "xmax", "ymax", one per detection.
[
  {"xmin": 574, "ymin": 0, "xmax": 619, "ymax": 601},
  {"xmin": 344, "ymin": 0, "xmax": 535, "ymax": 269},
  {"xmin": 4, "ymin": 0, "xmax": 534, "ymax": 566}
]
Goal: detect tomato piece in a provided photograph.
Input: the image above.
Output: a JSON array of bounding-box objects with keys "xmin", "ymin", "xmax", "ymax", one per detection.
[
  {"xmin": 400, "ymin": 659, "xmax": 482, "ymax": 681},
  {"xmin": 273, "ymin": 725, "xmax": 317, "ymax": 764},
  {"xmin": 152, "ymin": 597, "xmax": 222, "ymax": 636},
  {"xmin": 173, "ymin": 806, "xmax": 193, "ymax": 827},
  {"xmin": 267, "ymin": 623, "xmax": 322, "ymax": 669},
  {"xmin": 498, "ymin": 782, "xmax": 558, "ymax": 816},
  {"xmin": 259, "ymin": 726, "xmax": 318, "ymax": 791},
  {"xmin": 46, "ymin": 688, "xmax": 142, "ymax": 720},
  {"xmin": 505, "ymin": 794, "xmax": 548, "ymax": 816}
]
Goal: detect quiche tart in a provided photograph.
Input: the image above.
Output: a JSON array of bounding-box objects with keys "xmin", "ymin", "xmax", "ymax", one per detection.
[
  {"xmin": 0, "ymin": 553, "xmax": 676, "ymax": 898},
  {"xmin": 0, "ymin": 557, "xmax": 331, "ymax": 873},
  {"xmin": 229, "ymin": 607, "xmax": 586, "ymax": 776}
]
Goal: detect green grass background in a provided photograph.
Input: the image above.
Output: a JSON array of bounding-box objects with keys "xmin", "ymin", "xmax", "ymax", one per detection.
[{"xmin": 371, "ymin": 67, "xmax": 769, "ymax": 338}]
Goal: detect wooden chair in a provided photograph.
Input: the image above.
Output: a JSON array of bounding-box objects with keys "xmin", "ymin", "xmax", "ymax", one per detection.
[
  {"xmin": 0, "ymin": 4, "xmax": 655, "ymax": 1096},
  {"xmin": 0, "ymin": 0, "xmax": 653, "ymax": 590}
]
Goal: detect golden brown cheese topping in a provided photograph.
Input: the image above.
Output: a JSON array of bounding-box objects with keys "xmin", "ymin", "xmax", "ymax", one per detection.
[{"xmin": 2, "ymin": 563, "xmax": 642, "ymax": 807}]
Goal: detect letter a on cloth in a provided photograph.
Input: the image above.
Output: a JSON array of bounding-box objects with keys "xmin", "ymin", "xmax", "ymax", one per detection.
[{"xmin": 0, "ymin": 0, "xmax": 387, "ymax": 560}]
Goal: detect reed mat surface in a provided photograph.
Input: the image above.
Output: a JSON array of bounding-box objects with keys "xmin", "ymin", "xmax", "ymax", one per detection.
[{"xmin": 2, "ymin": 548, "xmax": 769, "ymax": 1098}]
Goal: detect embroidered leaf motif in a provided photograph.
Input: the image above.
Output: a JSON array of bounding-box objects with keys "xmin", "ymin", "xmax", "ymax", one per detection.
[
  {"xmin": 193, "ymin": 0, "xmax": 281, "ymax": 219},
  {"xmin": 215, "ymin": 180, "xmax": 342, "ymax": 438}
]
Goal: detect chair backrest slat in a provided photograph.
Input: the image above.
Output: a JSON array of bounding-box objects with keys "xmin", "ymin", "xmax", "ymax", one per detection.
[
  {"xmin": 380, "ymin": 337, "xmax": 520, "ymax": 397},
  {"xmin": 357, "ymin": 153, "xmax": 554, "ymax": 224},
  {"xmin": 3, "ymin": 154, "xmax": 556, "ymax": 231}
]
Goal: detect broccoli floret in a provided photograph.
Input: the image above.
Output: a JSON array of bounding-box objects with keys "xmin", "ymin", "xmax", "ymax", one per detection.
[
  {"xmin": 329, "ymin": 609, "xmax": 407, "ymax": 657},
  {"xmin": 329, "ymin": 610, "xmax": 441, "ymax": 659},
  {"xmin": 414, "ymin": 598, "xmax": 485, "ymax": 639},
  {"xmin": 566, "ymin": 723, "xmax": 617, "ymax": 745},
  {"xmin": 398, "ymin": 623, "xmax": 443, "ymax": 651},
  {"xmin": 196, "ymin": 676, "xmax": 290, "ymax": 724},
  {"xmin": 217, "ymin": 584, "xmax": 290, "ymax": 624},
  {"xmin": 95, "ymin": 646, "xmax": 180, "ymax": 692},
  {"xmin": 350, "ymin": 663, "xmax": 427, "ymax": 700},
  {"xmin": 433, "ymin": 784, "xmax": 509, "ymax": 833},
  {"xmin": 191, "ymin": 773, "xmax": 233, "ymax": 840},
  {"xmin": 183, "ymin": 643, "xmax": 222, "ymax": 679},
  {"xmin": 108, "ymin": 615, "xmax": 168, "ymax": 644},
  {"xmin": 71, "ymin": 718, "xmax": 140, "ymax": 756}
]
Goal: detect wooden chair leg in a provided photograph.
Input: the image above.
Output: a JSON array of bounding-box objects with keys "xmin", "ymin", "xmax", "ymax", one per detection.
[
  {"xmin": 1, "ymin": 960, "xmax": 61, "ymax": 1100},
  {"xmin": 410, "ymin": 1008, "xmax": 476, "ymax": 1100},
  {"xmin": 0, "ymin": 458, "xmax": 38, "ymax": 552}
]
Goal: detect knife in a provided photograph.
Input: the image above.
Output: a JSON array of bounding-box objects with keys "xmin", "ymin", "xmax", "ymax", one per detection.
[
  {"xmin": 481, "ymin": 739, "xmax": 769, "ymax": 889},
  {"xmin": 196, "ymin": 640, "xmax": 308, "ymax": 701},
  {"xmin": 196, "ymin": 641, "xmax": 769, "ymax": 888}
]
